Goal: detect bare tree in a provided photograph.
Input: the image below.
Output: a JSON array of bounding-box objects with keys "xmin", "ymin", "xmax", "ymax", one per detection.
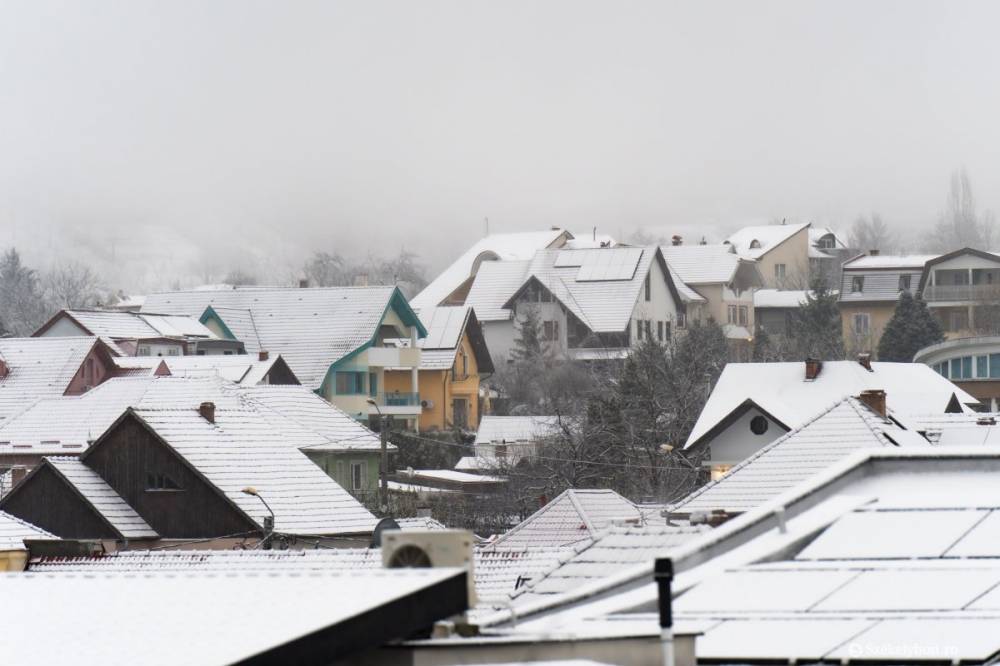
[
  {"xmin": 43, "ymin": 263, "xmax": 104, "ymax": 310},
  {"xmin": 849, "ymin": 214, "xmax": 897, "ymax": 254},
  {"xmin": 925, "ymin": 169, "xmax": 996, "ymax": 252}
]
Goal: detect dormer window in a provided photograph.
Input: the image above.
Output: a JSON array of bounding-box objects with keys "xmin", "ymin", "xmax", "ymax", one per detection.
[
  {"xmin": 851, "ymin": 276, "xmax": 864, "ymax": 292},
  {"xmin": 899, "ymin": 275, "xmax": 911, "ymax": 291},
  {"xmin": 749, "ymin": 239, "xmax": 762, "ymax": 249},
  {"xmin": 146, "ymin": 472, "xmax": 182, "ymax": 491}
]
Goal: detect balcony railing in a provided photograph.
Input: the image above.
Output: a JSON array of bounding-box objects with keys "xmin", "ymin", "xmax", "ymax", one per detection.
[
  {"xmin": 923, "ymin": 284, "xmax": 1000, "ymax": 302},
  {"xmin": 381, "ymin": 392, "xmax": 421, "ymax": 407}
]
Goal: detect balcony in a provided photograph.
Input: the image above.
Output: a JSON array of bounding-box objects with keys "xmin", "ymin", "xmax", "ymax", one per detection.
[
  {"xmin": 923, "ymin": 284, "xmax": 1000, "ymax": 303},
  {"xmin": 365, "ymin": 346, "xmax": 421, "ymax": 368},
  {"xmin": 368, "ymin": 391, "xmax": 422, "ymax": 416}
]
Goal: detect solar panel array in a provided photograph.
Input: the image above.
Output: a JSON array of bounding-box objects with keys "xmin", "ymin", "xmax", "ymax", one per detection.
[{"xmin": 575, "ymin": 248, "xmax": 644, "ymax": 282}]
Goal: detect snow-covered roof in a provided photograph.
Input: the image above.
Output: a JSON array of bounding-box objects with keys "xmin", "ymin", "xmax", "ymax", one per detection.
[
  {"xmin": 843, "ymin": 254, "xmax": 937, "ymax": 270},
  {"xmin": 0, "ymin": 509, "xmax": 54, "ymax": 550},
  {"xmin": 45, "ymin": 457, "xmax": 158, "ymax": 539},
  {"xmin": 141, "ymin": 286, "xmax": 422, "ymax": 388},
  {"xmin": 0, "ymin": 568, "xmax": 466, "ymax": 666},
  {"xmin": 404, "ymin": 469, "xmax": 506, "ymax": 484},
  {"xmin": 0, "ymin": 336, "xmax": 108, "ymax": 420},
  {"xmin": 395, "ymin": 516, "xmax": 449, "ymax": 531},
  {"xmin": 753, "ymin": 289, "xmax": 812, "ymax": 308},
  {"xmin": 685, "ymin": 360, "xmax": 978, "ymax": 448},
  {"xmin": 411, "ymin": 229, "xmax": 571, "ymax": 310},
  {"xmin": 725, "ymin": 222, "xmax": 810, "ymax": 259},
  {"xmin": 44, "ymin": 310, "xmax": 219, "ymax": 340},
  {"xmin": 490, "ymin": 489, "xmax": 643, "ymax": 549},
  {"xmin": 111, "ymin": 354, "xmax": 293, "ymax": 385},
  {"xmin": 509, "ymin": 524, "xmax": 707, "ymax": 604},
  {"xmin": 0, "ymin": 376, "xmax": 388, "ymax": 456},
  {"xmin": 418, "ymin": 306, "xmax": 470, "ymax": 350},
  {"xmin": 475, "ymin": 547, "xmax": 570, "ymax": 604},
  {"xmin": 475, "ymin": 415, "xmax": 562, "ymax": 445},
  {"xmin": 463, "ymin": 259, "xmax": 531, "ymax": 322},
  {"xmin": 122, "ymin": 407, "xmax": 377, "ymax": 535},
  {"xmin": 660, "ymin": 244, "xmax": 743, "ymax": 284}
]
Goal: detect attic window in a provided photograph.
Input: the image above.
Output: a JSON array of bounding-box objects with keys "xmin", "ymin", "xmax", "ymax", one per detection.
[
  {"xmin": 146, "ymin": 472, "xmax": 183, "ymax": 491},
  {"xmin": 749, "ymin": 239, "xmax": 761, "ymax": 249},
  {"xmin": 749, "ymin": 416, "xmax": 769, "ymax": 435}
]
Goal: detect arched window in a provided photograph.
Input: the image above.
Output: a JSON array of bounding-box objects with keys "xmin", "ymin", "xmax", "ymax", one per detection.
[{"xmin": 749, "ymin": 239, "xmax": 761, "ymax": 249}]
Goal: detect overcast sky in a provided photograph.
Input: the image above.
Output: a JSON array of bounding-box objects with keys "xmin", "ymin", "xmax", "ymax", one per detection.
[{"xmin": 2, "ymin": 1, "xmax": 999, "ymax": 289}]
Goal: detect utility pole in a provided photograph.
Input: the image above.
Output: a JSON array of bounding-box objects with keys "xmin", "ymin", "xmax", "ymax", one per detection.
[{"xmin": 379, "ymin": 414, "xmax": 389, "ymax": 513}]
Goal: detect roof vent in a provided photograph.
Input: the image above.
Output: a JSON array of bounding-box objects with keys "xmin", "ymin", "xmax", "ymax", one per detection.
[
  {"xmin": 857, "ymin": 353, "xmax": 873, "ymax": 372},
  {"xmin": 805, "ymin": 358, "xmax": 823, "ymax": 381},
  {"xmin": 671, "ymin": 235, "xmax": 683, "ymax": 246},
  {"xmin": 199, "ymin": 401, "xmax": 216, "ymax": 424},
  {"xmin": 858, "ymin": 389, "xmax": 887, "ymax": 418},
  {"xmin": 978, "ymin": 416, "xmax": 997, "ymax": 426},
  {"xmin": 258, "ymin": 350, "xmax": 269, "ymax": 362},
  {"xmin": 298, "ymin": 278, "xmax": 309, "ymax": 289}
]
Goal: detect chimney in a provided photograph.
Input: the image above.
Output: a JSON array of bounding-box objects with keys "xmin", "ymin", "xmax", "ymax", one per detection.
[
  {"xmin": 10, "ymin": 466, "xmax": 27, "ymax": 487},
  {"xmin": 978, "ymin": 416, "xmax": 997, "ymax": 426},
  {"xmin": 298, "ymin": 278, "xmax": 309, "ymax": 288},
  {"xmin": 258, "ymin": 350, "xmax": 269, "ymax": 362},
  {"xmin": 538, "ymin": 494, "xmax": 548, "ymax": 508},
  {"xmin": 869, "ymin": 249, "xmax": 880, "ymax": 256},
  {"xmin": 671, "ymin": 235, "xmax": 683, "ymax": 246},
  {"xmin": 0, "ymin": 358, "xmax": 8, "ymax": 379},
  {"xmin": 805, "ymin": 358, "xmax": 823, "ymax": 381},
  {"xmin": 354, "ymin": 273, "xmax": 369, "ymax": 287},
  {"xmin": 199, "ymin": 401, "xmax": 216, "ymax": 424},
  {"xmin": 857, "ymin": 352, "xmax": 872, "ymax": 371},
  {"xmin": 858, "ymin": 389, "xmax": 887, "ymax": 417}
]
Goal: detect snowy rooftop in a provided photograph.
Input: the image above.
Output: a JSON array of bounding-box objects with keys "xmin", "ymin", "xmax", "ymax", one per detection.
[
  {"xmin": 753, "ymin": 289, "xmax": 813, "ymax": 309},
  {"xmin": 462, "ymin": 259, "xmax": 531, "ymax": 322},
  {"xmin": 725, "ymin": 222, "xmax": 809, "ymax": 259},
  {"xmin": 843, "ymin": 253, "xmax": 938, "ymax": 270},
  {"xmin": 475, "ymin": 415, "xmax": 562, "ymax": 445},
  {"xmin": 660, "ymin": 244, "xmax": 744, "ymax": 285},
  {"xmin": 411, "ymin": 229, "xmax": 570, "ymax": 310},
  {"xmin": 0, "ymin": 509, "xmax": 53, "ymax": 550},
  {"xmin": 0, "ymin": 568, "xmax": 466, "ymax": 665},
  {"xmin": 111, "ymin": 354, "xmax": 293, "ymax": 385},
  {"xmin": 141, "ymin": 286, "xmax": 420, "ymax": 388},
  {"xmin": 0, "ymin": 336, "xmax": 107, "ymax": 420},
  {"xmin": 685, "ymin": 360, "xmax": 978, "ymax": 448},
  {"xmin": 43, "ymin": 310, "xmax": 218, "ymax": 340},
  {"xmin": 489, "ymin": 489, "xmax": 643, "ymax": 550}
]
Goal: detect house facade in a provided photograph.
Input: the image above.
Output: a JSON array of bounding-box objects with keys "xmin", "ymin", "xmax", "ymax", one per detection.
[
  {"xmin": 918, "ymin": 248, "xmax": 1000, "ymax": 338},
  {"xmin": 725, "ymin": 222, "xmax": 811, "ymax": 289},
  {"xmin": 915, "ymin": 335, "xmax": 1000, "ymax": 411},
  {"xmin": 838, "ymin": 252, "xmax": 936, "ymax": 355},
  {"xmin": 141, "ymin": 286, "xmax": 427, "ymax": 427},
  {"xmin": 383, "ymin": 306, "xmax": 494, "ymax": 431}
]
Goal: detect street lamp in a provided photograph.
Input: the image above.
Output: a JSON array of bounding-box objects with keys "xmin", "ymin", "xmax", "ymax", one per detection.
[
  {"xmin": 366, "ymin": 398, "xmax": 390, "ymax": 513},
  {"xmin": 241, "ymin": 486, "xmax": 275, "ymax": 550}
]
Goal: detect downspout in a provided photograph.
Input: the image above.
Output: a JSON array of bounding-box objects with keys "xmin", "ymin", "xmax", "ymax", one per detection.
[{"xmin": 655, "ymin": 558, "xmax": 675, "ymax": 666}]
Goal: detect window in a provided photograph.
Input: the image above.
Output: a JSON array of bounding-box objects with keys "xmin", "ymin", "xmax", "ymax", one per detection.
[
  {"xmin": 644, "ymin": 273, "xmax": 651, "ymax": 301},
  {"xmin": 963, "ymin": 356, "xmax": 973, "ymax": 378},
  {"xmin": 368, "ymin": 372, "xmax": 378, "ymax": 397},
  {"xmin": 664, "ymin": 321, "xmax": 672, "ymax": 341},
  {"xmin": 935, "ymin": 362, "xmax": 948, "ymax": 378},
  {"xmin": 677, "ymin": 312, "xmax": 687, "ymax": 329},
  {"xmin": 137, "ymin": 346, "xmax": 151, "ymax": 357},
  {"xmin": 853, "ymin": 313, "xmax": 870, "ymax": 335},
  {"xmin": 636, "ymin": 320, "xmax": 644, "ymax": 341},
  {"xmin": 978, "ymin": 356, "xmax": 988, "ymax": 378},
  {"xmin": 749, "ymin": 239, "xmax": 761, "ymax": 249},
  {"xmin": 543, "ymin": 320, "xmax": 560, "ymax": 342},
  {"xmin": 991, "ymin": 354, "xmax": 1000, "ymax": 379},
  {"xmin": 145, "ymin": 472, "xmax": 182, "ymax": 491},
  {"xmin": 774, "ymin": 264, "xmax": 786, "ymax": 281},
  {"xmin": 727, "ymin": 305, "xmax": 737, "ymax": 324},
  {"xmin": 851, "ymin": 276, "xmax": 864, "ymax": 292},
  {"xmin": 738, "ymin": 306, "xmax": 748, "ymax": 326},
  {"xmin": 657, "ymin": 321, "xmax": 664, "ymax": 342},
  {"xmin": 899, "ymin": 275, "xmax": 911, "ymax": 291},
  {"xmin": 350, "ymin": 461, "xmax": 367, "ymax": 491},
  {"xmin": 949, "ymin": 310, "xmax": 970, "ymax": 332},
  {"xmin": 750, "ymin": 415, "xmax": 769, "ymax": 435},
  {"xmin": 335, "ymin": 371, "xmax": 366, "ymax": 395},
  {"xmin": 167, "ymin": 348, "xmax": 179, "ymax": 356}
]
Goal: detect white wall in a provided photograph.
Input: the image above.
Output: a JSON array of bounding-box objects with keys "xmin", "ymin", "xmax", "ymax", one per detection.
[
  {"xmin": 630, "ymin": 259, "xmax": 680, "ymax": 344},
  {"xmin": 37, "ymin": 317, "xmax": 88, "ymax": 337},
  {"xmin": 706, "ymin": 407, "xmax": 788, "ymax": 466},
  {"xmin": 482, "ymin": 319, "xmax": 518, "ymax": 365}
]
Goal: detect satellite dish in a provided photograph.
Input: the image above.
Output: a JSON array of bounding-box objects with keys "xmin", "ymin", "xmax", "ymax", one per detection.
[{"xmin": 370, "ymin": 516, "xmax": 400, "ymax": 548}]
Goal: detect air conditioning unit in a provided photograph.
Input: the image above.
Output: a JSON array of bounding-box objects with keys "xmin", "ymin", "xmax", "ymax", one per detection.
[
  {"xmin": 421, "ymin": 399, "xmax": 434, "ymax": 410},
  {"xmin": 382, "ymin": 529, "xmax": 476, "ymax": 607}
]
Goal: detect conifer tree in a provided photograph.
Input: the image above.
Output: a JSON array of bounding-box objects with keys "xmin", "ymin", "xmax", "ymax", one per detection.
[
  {"xmin": 789, "ymin": 277, "xmax": 845, "ymax": 360},
  {"xmin": 877, "ymin": 291, "xmax": 945, "ymax": 362}
]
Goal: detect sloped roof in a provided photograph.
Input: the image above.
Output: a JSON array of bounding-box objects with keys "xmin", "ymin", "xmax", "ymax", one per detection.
[
  {"xmin": 725, "ymin": 222, "xmax": 810, "ymax": 259},
  {"xmin": 41, "ymin": 310, "xmax": 218, "ymax": 340},
  {"xmin": 475, "ymin": 415, "xmax": 562, "ymax": 445},
  {"xmin": 753, "ymin": 289, "xmax": 812, "ymax": 308},
  {"xmin": 673, "ymin": 398, "xmax": 901, "ymax": 515},
  {"xmin": 205, "ymin": 306, "xmax": 263, "ymax": 350},
  {"xmin": 111, "ymin": 354, "xmax": 294, "ymax": 385},
  {"xmin": 31, "ymin": 548, "xmax": 383, "ymax": 572},
  {"xmin": 509, "ymin": 524, "xmax": 707, "ymax": 603},
  {"xmin": 463, "ymin": 260, "xmax": 531, "ymax": 322},
  {"xmin": 660, "ymin": 244, "xmax": 743, "ymax": 284},
  {"xmin": 842, "ymin": 254, "xmax": 937, "ymax": 270},
  {"xmin": 111, "ymin": 407, "xmax": 378, "ymax": 535},
  {"xmin": 418, "ymin": 306, "xmax": 470, "ymax": 349},
  {"xmin": 411, "ymin": 229, "xmax": 570, "ymax": 310},
  {"xmin": 489, "ymin": 489, "xmax": 642, "ymax": 549},
  {"xmin": 475, "ymin": 547, "xmax": 570, "ymax": 603},
  {"xmin": 141, "ymin": 286, "xmax": 423, "ymax": 388},
  {"xmin": 685, "ymin": 360, "xmax": 978, "ymax": 448},
  {"xmin": 0, "ymin": 510, "xmax": 54, "ymax": 550},
  {"xmin": 0, "ymin": 336, "xmax": 107, "ymax": 419},
  {"xmin": 0, "ymin": 376, "xmax": 388, "ymax": 458},
  {"xmin": 44, "ymin": 457, "xmax": 158, "ymax": 539}
]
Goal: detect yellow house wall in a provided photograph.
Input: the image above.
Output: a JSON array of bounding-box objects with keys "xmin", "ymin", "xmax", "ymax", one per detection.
[
  {"xmin": 839, "ymin": 303, "xmax": 896, "ymax": 356},
  {"xmin": 385, "ymin": 333, "xmax": 483, "ymax": 431},
  {"xmin": 757, "ymin": 227, "xmax": 811, "ymax": 288}
]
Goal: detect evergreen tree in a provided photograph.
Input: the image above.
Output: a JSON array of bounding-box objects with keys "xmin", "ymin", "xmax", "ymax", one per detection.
[
  {"xmin": 752, "ymin": 325, "xmax": 783, "ymax": 362},
  {"xmin": 789, "ymin": 277, "xmax": 845, "ymax": 360},
  {"xmin": 510, "ymin": 304, "xmax": 544, "ymax": 362},
  {"xmin": 0, "ymin": 248, "xmax": 48, "ymax": 336},
  {"xmin": 877, "ymin": 291, "xmax": 945, "ymax": 362}
]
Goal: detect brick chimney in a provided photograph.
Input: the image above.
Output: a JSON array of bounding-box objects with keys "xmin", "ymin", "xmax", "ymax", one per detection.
[
  {"xmin": 857, "ymin": 353, "xmax": 873, "ymax": 371},
  {"xmin": 671, "ymin": 235, "xmax": 683, "ymax": 246},
  {"xmin": 805, "ymin": 358, "xmax": 823, "ymax": 381},
  {"xmin": 199, "ymin": 401, "xmax": 216, "ymax": 424},
  {"xmin": 10, "ymin": 466, "xmax": 27, "ymax": 487},
  {"xmin": 858, "ymin": 389, "xmax": 887, "ymax": 417},
  {"xmin": 0, "ymin": 358, "xmax": 8, "ymax": 379},
  {"xmin": 258, "ymin": 350, "xmax": 269, "ymax": 362},
  {"xmin": 298, "ymin": 278, "xmax": 309, "ymax": 288}
]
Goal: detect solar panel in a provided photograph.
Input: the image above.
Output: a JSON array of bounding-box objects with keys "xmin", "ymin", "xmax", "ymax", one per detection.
[
  {"xmin": 946, "ymin": 510, "xmax": 1000, "ymax": 558},
  {"xmin": 796, "ymin": 509, "xmax": 988, "ymax": 560},
  {"xmin": 813, "ymin": 568, "xmax": 1000, "ymax": 612},
  {"xmin": 674, "ymin": 569, "xmax": 857, "ymax": 613},
  {"xmin": 553, "ymin": 250, "xmax": 588, "ymax": 267},
  {"xmin": 575, "ymin": 248, "xmax": 643, "ymax": 282},
  {"xmin": 696, "ymin": 618, "xmax": 877, "ymax": 662},
  {"xmin": 826, "ymin": 618, "xmax": 1000, "ymax": 662}
]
